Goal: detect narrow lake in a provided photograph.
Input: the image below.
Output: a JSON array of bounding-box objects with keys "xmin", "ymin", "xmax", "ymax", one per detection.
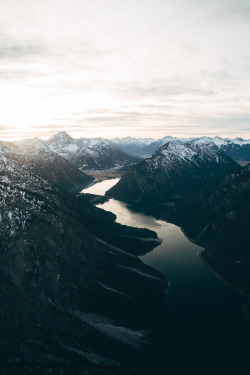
[
  {"xmin": 81, "ymin": 178, "xmax": 250, "ymax": 371},
  {"xmin": 81, "ymin": 178, "xmax": 120, "ymax": 196}
]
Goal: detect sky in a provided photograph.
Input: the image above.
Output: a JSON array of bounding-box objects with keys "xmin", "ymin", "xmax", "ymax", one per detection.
[{"xmin": 0, "ymin": 0, "xmax": 250, "ymax": 141}]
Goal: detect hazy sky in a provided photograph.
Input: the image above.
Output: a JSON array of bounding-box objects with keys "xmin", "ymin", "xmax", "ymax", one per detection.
[{"xmin": 0, "ymin": 0, "xmax": 250, "ymax": 140}]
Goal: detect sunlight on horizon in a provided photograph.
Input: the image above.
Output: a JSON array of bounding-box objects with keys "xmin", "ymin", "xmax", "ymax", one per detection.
[{"xmin": 0, "ymin": 0, "xmax": 250, "ymax": 141}]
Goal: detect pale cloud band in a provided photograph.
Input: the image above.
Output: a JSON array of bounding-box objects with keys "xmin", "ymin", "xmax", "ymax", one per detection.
[{"xmin": 0, "ymin": 0, "xmax": 250, "ymax": 140}]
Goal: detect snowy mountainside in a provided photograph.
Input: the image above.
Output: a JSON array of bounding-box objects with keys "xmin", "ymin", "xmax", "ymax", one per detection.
[
  {"xmin": 46, "ymin": 132, "xmax": 250, "ymax": 163},
  {"xmin": 47, "ymin": 131, "xmax": 140, "ymax": 170},
  {"xmin": 122, "ymin": 135, "xmax": 250, "ymax": 162},
  {"xmin": 191, "ymin": 135, "xmax": 250, "ymax": 147},
  {"xmin": 0, "ymin": 138, "xmax": 169, "ymax": 374},
  {"xmin": 128, "ymin": 136, "xmax": 194, "ymax": 156},
  {"xmin": 15, "ymin": 138, "xmax": 93, "ymax": 190},
  {"xmin": 191, "ymin": 136, "xmax": 250, "ymax": 164},
  {"xmin": 46, "ymin": 131, "xmax": 82, "ymax": 157},
  {"xmin": 0, "ymin": 141, "xmax": 46, "ymax": 189},
  {"xmin": 105, "ymin": 135, "xmax": 250, "ymax": 163},
  {"xmin": 0, "ymin": 141, "xmax": 60, "ymax": 241},
  {"xmin": 106, "ymin": 141, "xmax": 240, "ymax": 202},
  {"xmin": 142, "ymin": 135, "xmax": 250, "ymax": 162}
]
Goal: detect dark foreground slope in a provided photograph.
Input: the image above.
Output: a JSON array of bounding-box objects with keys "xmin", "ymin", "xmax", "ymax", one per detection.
[
  {"xmin": 107, "ymin": 142, "xmax": 240, "ymax": 202},
  {"xmin": 0, "ymin": 142, "xmax": 214, "ymax": 374},
  {"xmin": 172, "ymin": 164, "xmax": 250, "ymax": 296}
]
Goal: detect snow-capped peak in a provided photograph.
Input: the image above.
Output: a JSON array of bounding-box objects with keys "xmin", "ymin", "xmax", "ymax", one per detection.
[
  {"xmin": 48, "ymin": 131, "xmax": 74, "ymax": 145},
  {"xmin": 155, "ymin": 141, "xmax": 220, "ymax": 166},
  {"xmin": 18, "ymin": 138, "xmax": 51, "ymax": 152},
  {"xmin": 112, "ymin": 136, "xmax": 155, "ymax": 146},
  {"xmin": 191, "ymin": 136, "xmax": 250, "ymax": 148}
]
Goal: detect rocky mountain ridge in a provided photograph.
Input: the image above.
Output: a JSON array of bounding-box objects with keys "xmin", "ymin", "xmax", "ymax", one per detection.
[
  {"xmin": 15, "ymin": 138, "xmax": 93, "ymax": 190},
  {"xmin": 47, "ymin": 132, "xmax": 140, "ymax": 172},
  {"xmin": 98, "ymin": 134, "xmax": 250, "ymax": 162},
  {"xmin": 191, "ymin": 136, "xmax": 250, "ymax": 164},
  {"xmin": 144, "ymin": 135, "xmax": 250, "ymax": 163},
  {"xmin": 44, "ymin": 132, "xmax": 250, "ymax": 164},
  {"xmin": 106, "ymin": 141, "xmax": 240, "ymax": 202}
]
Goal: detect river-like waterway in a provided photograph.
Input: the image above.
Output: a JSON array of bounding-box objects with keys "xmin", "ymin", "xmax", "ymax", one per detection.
[{"xmin": 81, "ymin": 179, "xmax": 250, "ymax": 371}]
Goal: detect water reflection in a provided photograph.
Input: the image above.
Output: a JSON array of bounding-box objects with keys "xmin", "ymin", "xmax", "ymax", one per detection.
[
  {"xmin": 82, "ymin": 179, "xmax": 246, "ymax": 334},
  {"xmin": 98, "ymin": 199, "xmax": 245, "ymax": 329},
  {"xmin": 80, "ymin": 178, "xmax": 120, "ymax": 196}
]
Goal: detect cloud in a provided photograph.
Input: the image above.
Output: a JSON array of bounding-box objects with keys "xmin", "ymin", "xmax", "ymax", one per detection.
[
  {"xmin": 0, "ymin": 39, "xmax": 43, "ymax": 59},
  {"xmin": 0, "ymin": 0, "xmax": 249, "ymax": 140}
]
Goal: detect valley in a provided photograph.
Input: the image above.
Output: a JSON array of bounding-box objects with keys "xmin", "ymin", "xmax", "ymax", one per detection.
[
  {"xmin": 0, "ymin": 0, "xmax": 250, "ymax": 375},
  {"xmin": 1, "ymin": 131, "xmax": 250, "ymax": 375},
  {"xmin": 1, "ymin": 1, "xmax": 250, "ymax": 374},
  {"xmin": 82, "ymin": 179, "xmax": 250, "ymax": 374}
]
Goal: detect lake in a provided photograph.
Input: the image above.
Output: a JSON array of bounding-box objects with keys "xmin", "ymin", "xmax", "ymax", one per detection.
[{"xmin": 81, "ymin": 178, "xmax": 250, "ymax": 372}]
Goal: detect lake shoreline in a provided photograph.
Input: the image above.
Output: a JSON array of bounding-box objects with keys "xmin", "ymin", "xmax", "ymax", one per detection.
[{"xmin": 80, "ymin": 177, "xmax": 250, "ymax": 374}]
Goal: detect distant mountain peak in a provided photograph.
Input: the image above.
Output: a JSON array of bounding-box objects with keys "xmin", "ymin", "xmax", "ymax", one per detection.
[
  {"xmin": 46, "ymin": 133, "xmax": 139, "ymax": 171},
  {"xmin": 19, "ymin": 137, "xmax": 51, "ymax": 152},
  {"xmin": 156, "ymin": 140, "xmax": 220, "ymax": 161},
  {"xmin": 48, "ymin": 131, "xmax": 74, "ymax": 144}
]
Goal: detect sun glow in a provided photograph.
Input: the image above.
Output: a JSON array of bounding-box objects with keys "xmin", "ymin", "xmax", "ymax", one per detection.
[{"xmin": 0, "ymin": 1, "xmax": 250, "ymax": 141}]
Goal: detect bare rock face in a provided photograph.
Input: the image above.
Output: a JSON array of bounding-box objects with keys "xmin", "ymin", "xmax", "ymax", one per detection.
[{"xmin": 106, "ymin": 141, "xmax": 240, "ymax": 202}]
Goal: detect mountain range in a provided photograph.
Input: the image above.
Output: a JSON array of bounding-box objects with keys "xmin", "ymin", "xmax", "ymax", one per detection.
[
  {"xmin": 23, "ymin": 132, "xmax": 250, "ymax": 173},
  {"xmin": 16, "ymin": 138, "xmax": 94, "ymax": 190},
  {"xmin": 47, "ymin": 132, "xmax": 140, "ymax": 172},
  {"xmin": 114, "ymin": 135, "xmax": 250, "ymax": 163},
  {"xmin": 106, "ymin": 141, "xmax": 240, "ymax": 201},
  {"xmin": 0, "ymin": 137, "xmax": 176, "ymax": 374},
  {"xmin": 1, "ymin": 131, "xmax": 250, "ymax": 374}
]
